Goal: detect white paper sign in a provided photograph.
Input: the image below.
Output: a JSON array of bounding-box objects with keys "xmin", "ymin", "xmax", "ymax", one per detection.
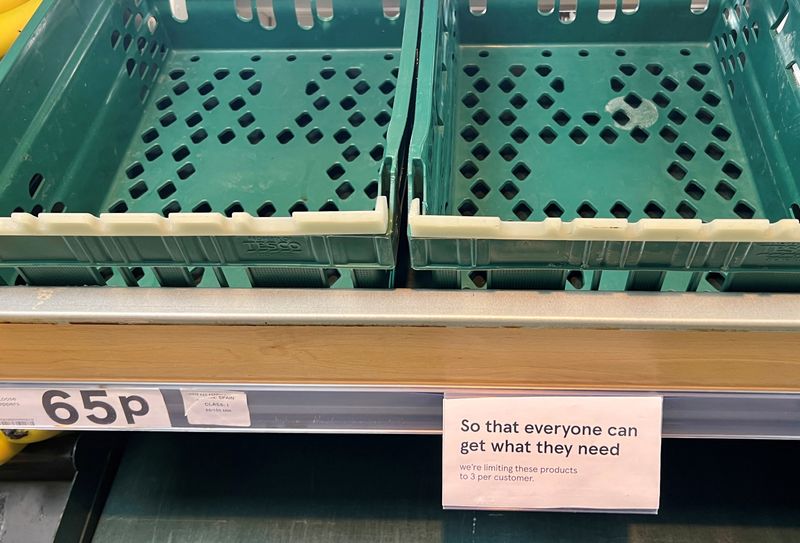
[
  {"xmin": 181, "ymin": 390, "xmax": 251, "ymax": 427},
  {"xmin": 0, "ymin": 388, "xmax": 170, "ymax": 429},
  {"xmin": 443, "ymin": 396, "xmax": 663, "ymax": 512}
]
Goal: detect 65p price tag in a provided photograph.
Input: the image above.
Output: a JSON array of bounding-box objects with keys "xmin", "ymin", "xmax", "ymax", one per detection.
[{"xmin": 0, "ymin": 388, "xmax": 170, "ymax": 429}]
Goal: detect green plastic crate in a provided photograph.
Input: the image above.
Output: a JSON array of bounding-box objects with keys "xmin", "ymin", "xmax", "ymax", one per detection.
[
  {"xmin": 0, "ymin": 0, "xmax": 419, "ymax": 288},
  {"xmin": 408, "ymin": 0, "xmax": 800, "ymax": 290}
]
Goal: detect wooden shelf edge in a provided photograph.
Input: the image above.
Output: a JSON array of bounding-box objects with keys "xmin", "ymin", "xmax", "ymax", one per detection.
[{"xmin": 2, "ymin": 323, "xmax": 799, "ymax": 393}]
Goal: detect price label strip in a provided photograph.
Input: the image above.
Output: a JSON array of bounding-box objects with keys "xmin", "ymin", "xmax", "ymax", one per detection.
[
  {"xmin": 442, "ymin": 395, "xmax": 663, "ymax": 513},
  {"xmin": 0, "ymin": 388, "xmax": 171, "ymax": 429}
]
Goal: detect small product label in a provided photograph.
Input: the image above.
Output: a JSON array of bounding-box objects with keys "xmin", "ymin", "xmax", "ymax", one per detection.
[
  {"xmin": 442, "ymin": 395, "xmax": 663, "ymax": 512},
  {"xmin": 181, "ymin": 390, "xmax": 251, "ymax": 427},
  {"xmin": 0, "ymin": 388, "xmax": 170, "ymax": 429}
]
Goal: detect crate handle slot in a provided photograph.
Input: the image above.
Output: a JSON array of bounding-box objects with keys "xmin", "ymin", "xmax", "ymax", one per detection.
[
  {"xmin": 558, "ymin": 0, "xmax": 577, "ymax": 23},
  {"xmin": 235, "ymin": 0, "xmax": 254, "ymax": 22},
  {"xmin": 469, "ymin": 0, "xmax": 487, "ymax": 16},
  {"xmin": 317, "ymin": 0, "xmax": 333, "ymax": 21},
  {"xmin": 295, "ymin": 0, "xmax": 313, "ymax": 29},
  {"xmin": 690, "ymin": 0, "xmax": 708, "ymax": 15},
  {"xmin": 598, "ymin": 0, "xmax": 616, "ymax": 23},
  {"xmin": 256, "ymin": 0, "xmax": 276, "ymax": 28},
  {"xmin": 383, "ymin": 0, "xmax": 400, "ymax": 20},
  {"xmin": 621, "ymin": 0, "xmax": 638, "ymax": 14},
  {"xmin": 232, "ymin": 0, "xmax": 278, "ymax": 27},
  {"xmin": 538, "ymin": 0, "xmax": 555, "ymax": 15},
  {"xmin": 169, "ymin": 0, "xmax": 188, "ymax": 22}
]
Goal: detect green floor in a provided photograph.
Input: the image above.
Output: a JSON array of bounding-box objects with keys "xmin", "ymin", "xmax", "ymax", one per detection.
[
  {"xmin": 449, "ymin": 44, "xmax": 761, "ymax": 222},
  {"xmin": 92, "ymin": 434, "xmax": 800, "ymax": 543},
  {"xmin": 102, "ymin": 49, "xmax": 398, "ymax": 217}
]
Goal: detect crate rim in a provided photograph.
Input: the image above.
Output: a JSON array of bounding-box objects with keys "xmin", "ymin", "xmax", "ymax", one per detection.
[
  {"xmin": 0, "ymin": 0, "xmax": 422, "ymax": 238},
  {"xmin": 409, "ymin": 199, "xmax": 800, "ymax": 242},
  {"xmin": 406, "ymin": 0, "xmax": 800, "ymax": 245},
  {"xmin": 0, "ymin": 196, "xmax": 388, "ymax": 236}
]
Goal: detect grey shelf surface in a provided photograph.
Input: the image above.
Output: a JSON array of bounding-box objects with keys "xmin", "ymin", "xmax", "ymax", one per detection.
[
  {"xmin": 0, "ymin": 287, "xmax": 799, "ymax": 438},
  {"xmin": 1, "ymin": 286, "xmax": 799, "ymax": 329}
]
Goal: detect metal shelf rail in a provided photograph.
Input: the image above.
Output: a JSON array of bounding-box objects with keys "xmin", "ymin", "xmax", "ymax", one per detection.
[{"xmin": 1, "ymin": 287, "xmax": 799, "ymax": 438}]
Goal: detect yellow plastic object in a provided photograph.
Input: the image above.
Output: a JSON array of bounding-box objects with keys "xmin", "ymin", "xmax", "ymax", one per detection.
[
  {"xmin": 2, "ymin": 429, "xmax": 62, "ymax": 444},
  {"xmin": 0, "ymin": 434, "xmax": 26, "ymax": 466},
  {"xmin": 0, "ymin": 0, "xmax": 40, "ymax": 57},
  {"xmin": 0, "ymin": 0, "xmax": 31, "ymax": 12}
]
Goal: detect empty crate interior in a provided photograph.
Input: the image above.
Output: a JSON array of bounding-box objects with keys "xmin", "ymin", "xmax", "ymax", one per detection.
[
  {"xmin": 420, "ymin": 0, "xmax": 800, "ymax": 223},
  {"xmin": 0, "ymin": 0, "xmax": 407, "ymax": 218}
]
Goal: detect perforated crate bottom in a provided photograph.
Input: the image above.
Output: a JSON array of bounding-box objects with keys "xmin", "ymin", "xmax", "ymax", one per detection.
[
  {"xmin": 448, "ymin": 43, "xmax": 763, "ymax": 222},
  {"xmin": 102, "ymin": 49, "xmax": 400, "ymax": 217}
]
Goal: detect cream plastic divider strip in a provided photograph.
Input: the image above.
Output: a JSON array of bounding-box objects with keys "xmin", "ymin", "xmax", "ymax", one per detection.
[
  {"xmin": 409, "ymin": 199, "xmax": 800, "ymax": 242},
  {"xmin": 0, "ymin": 197, "xmax": 389, "ymax": 237}
]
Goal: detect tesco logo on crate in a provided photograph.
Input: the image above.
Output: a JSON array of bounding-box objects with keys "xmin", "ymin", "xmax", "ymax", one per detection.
[{"xmin": 243, "ymin": 237, "xmax": 304, "ymax": 254}]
